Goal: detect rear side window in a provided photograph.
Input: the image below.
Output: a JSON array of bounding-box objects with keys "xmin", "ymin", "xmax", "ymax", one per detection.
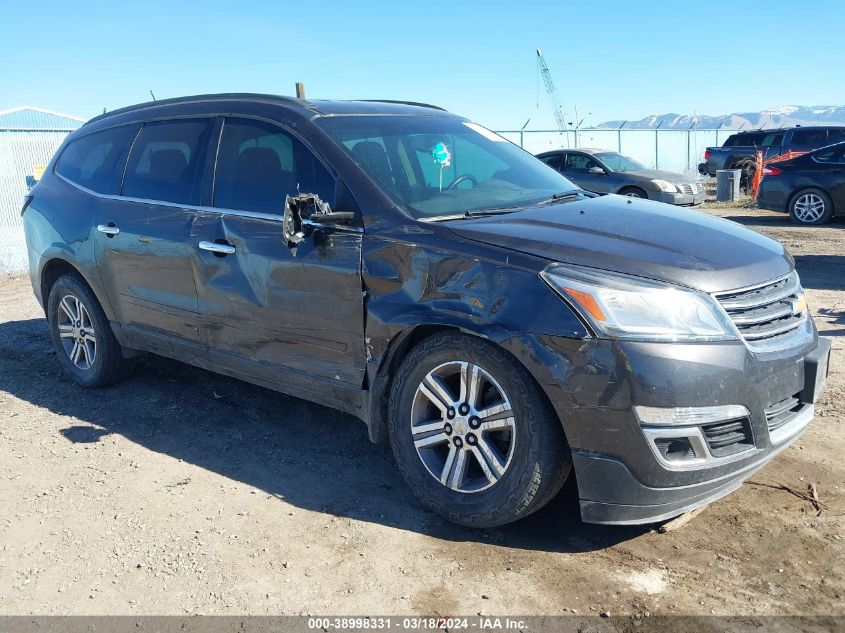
[
  {"xmin": 826, "ymin": 128, "xmax": 845, "ymax": 143},
  {"xmin": 214, "ymin": 118, "xmax": 334, "ymax": 213},
  {"xmin": 122, "ymin": 119, "xmax": 213, "ymax": 204},
  {"xmin": 761, "ymin": 132, "xmax": 784, "ymax": 147},
  {"xmin": 55, "ymin": 125, "xmax": 137, "ymax": 194},
  {"xmin": 790, "ymin": 129, "xmax": 829, "ymax": 148}
]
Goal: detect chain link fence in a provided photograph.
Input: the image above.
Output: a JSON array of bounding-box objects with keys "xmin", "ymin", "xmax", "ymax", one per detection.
[
  {"xmin": 495, "ymin": 128, "xmax": 739, "ymax": 176},
  {"xmin": 0, "ymin": 126, "xmax": 79, "ymax": 274}
]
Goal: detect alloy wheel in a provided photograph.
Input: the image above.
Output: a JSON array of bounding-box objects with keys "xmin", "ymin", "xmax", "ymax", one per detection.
[
  {"xmin": 410, "ymin": 361, "xmax": 516, "ymax": 493},
  {"xmin": 56, "ymin": 294, "xmax": 97, "ymax": 370},
  {"xmin": 793, "ymin": 193, "xmax": 826, "ymax": 223}
]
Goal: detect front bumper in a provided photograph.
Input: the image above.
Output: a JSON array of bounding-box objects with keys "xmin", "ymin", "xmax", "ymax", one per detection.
[
  {"xmin": 534, "ymin": 328, "xmax": 830, "ymax": 525},
  {"xmin": 654, "ymin": 190, "xmax": 706, "ymax": 206}
]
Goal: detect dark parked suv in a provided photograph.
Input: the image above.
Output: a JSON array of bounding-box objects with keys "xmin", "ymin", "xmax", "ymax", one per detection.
[{"xmin": 22, "ymin": 94, "xmax": 831, "ymax": 527}]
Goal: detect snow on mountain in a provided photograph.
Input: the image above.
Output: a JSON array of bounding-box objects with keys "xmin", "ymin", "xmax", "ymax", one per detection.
[{"xmin": 598, "ymin": 106, "xmax": 845, "ymax": 129}]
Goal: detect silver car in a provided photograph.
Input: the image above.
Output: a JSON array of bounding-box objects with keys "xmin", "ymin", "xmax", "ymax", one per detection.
[{"xmin": 537, "ymin": 148, "xmax": 705, "ymax": 206}]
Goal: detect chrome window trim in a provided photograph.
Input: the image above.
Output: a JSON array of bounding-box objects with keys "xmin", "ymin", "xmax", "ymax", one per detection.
[{"xmin": 54, "ymin": 172, "xmax": 364, "ymax": 232}]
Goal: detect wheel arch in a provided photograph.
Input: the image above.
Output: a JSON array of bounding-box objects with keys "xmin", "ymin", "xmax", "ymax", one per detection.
[
  {"xmin": 363, "ymin": 321, "xmax": 570, "ymax": 449},
  {"xmin": 38, "ymin": 254, "xmax": 115, "ymax": 322}
]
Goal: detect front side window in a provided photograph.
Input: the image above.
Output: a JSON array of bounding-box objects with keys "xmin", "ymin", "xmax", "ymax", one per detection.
[
  {"xmin": 564, "ymin": 153, "xmax": 602, "ymax": 172},
  {"xmin": 316, "ymin": 116, "xmax": 577, "ymax": 219},
  {"xmin": 214, "ymin": 118, "xmax": 334, "ymax": 213},
  {"xmin": 122, "ymin": 119, "xmax": 213, "ymax": 204},
  {"xmin": 55, "ymin": 125, "xmax": 137, "ymax": 194}
]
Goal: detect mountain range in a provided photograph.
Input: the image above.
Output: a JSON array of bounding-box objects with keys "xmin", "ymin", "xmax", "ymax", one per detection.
[{"xmin": 597, "ymin": 106, "xmax": 845, "ymax": 130}]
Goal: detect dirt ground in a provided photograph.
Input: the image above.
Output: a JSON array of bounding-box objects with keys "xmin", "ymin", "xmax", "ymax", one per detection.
[{"xmin": 0, "ymin": 206, "xmax": 842, "ymax": 618}]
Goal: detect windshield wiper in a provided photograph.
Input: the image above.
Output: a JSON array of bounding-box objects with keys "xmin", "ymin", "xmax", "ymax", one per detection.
[
  {"xmin": 422, "ymin": 207, "xmax": 521, "ymax": 222},
  {"xmin": 535, "ymin": 190, "xmax": 585, "ymax": 206}
]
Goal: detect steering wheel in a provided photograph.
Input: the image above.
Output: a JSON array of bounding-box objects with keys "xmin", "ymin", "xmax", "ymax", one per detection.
[{"xmin": 445, "ymin": 174, "xmax": 478, "ymax": 191}]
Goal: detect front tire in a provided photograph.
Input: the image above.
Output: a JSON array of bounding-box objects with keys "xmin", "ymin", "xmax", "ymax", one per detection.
[
  {"xmin": 47, "ymin": 273, "xmax": 134, "ymax": 387},
  {"xmin": 789, "ymin": 188, "xmax": 834, "ymax": 225},
  {"xmin": 619, "ymin": 186, "xmax": 647, "ymax": 199},
  {"xmin": 388, "ymin": 333, "xmax": 571, "ymax": 528}
]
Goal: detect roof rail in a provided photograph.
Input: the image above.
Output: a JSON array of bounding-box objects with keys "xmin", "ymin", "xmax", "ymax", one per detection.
[
  {"xmin": 86, "ymin": 93, "xmax": 308, "ymax": 125},
  {"xmin": 359, "ymin": 99, "xmax": 446, "ymax": 111}
]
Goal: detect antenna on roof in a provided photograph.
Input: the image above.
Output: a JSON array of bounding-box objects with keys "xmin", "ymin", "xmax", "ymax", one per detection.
[
  {"xmin": 149, "ymin": 90, "xmax": 156, "ymax": 101},
  {"xmin": 103, "ymin": 107, "xmax": 106, "ymax": 114}
]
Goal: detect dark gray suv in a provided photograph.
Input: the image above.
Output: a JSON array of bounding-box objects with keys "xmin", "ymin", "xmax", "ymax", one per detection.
[{"xmin": 22, "ymin": 94, "xmax": 831, "ymax": 528}]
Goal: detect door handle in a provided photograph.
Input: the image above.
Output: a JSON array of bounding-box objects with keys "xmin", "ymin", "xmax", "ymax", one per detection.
[
  {"xmin": 198, "ymin": 240, "xmax": 236, "ymax": 255},
  {"xmin": 97, "ymin": 224, "xmax": 120, "ymax": 237}
]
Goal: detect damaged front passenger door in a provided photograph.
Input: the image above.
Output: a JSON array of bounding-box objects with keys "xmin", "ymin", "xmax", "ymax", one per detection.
[{"xmin": 191, "ymin": 117, "xmax": 367, "ymax": 399}]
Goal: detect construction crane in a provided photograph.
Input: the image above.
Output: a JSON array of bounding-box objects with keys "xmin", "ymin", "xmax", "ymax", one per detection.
[{"xmin": 536, "ymin": 48, "xmax": 568, "ymax": 139}]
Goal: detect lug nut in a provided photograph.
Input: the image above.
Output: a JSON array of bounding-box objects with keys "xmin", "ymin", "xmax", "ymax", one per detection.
[
  {"xmin": 469, "ymin": 416, "xmax": 480, "ymax": 429},
  {"xmin": 444, "ymin": 423, "xmax": 453, "ymax": 435},
  {"xmin": 459, "ymin": 403, "xmax": 470, "ymax": 415},
  {"xmin": 447, "ymin": 407, "xmax": 456, "ymax": 419},
  {"xmin": 466, "ymin": 433, "xmax": 477, "ymax": 445},
  {"xmin": 454, "ymin": 437, "xmax": 463, "ymax": 448}
]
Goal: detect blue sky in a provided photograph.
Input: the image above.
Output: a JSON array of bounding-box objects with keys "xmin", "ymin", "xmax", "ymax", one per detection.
[{"xmin": 1, "ymin": 0, "xmax": 843, "ymax": 129}]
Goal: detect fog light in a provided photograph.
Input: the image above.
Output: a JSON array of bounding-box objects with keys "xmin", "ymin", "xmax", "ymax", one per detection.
[
  {"xmin": 634, "ymin": 404, "xmax": 749, "ymax": 427},
  {"xmin": 655, "ymin": 438, "xmax": 695, "ymax": 462}
]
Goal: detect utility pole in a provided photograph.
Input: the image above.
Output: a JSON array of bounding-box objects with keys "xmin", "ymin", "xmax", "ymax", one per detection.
[{"xmin": 295, "ymin": 82, "xmax": 306, "ymax": 99}]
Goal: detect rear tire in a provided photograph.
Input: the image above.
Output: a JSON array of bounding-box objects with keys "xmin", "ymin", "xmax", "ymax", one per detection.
[
  {"xmin": 388, "ymin": 332, "xmax": 571, "ymax": 528},
  {"xmin": 47, "ymin": 273, "xmax": 134, "ymax": 387},
  {"xmin": 619, "ymin": 186, "xmax": 647, "ymax": 199},
  {"xmin": 789, "ymin": 188, "xmax": 833, "ymax": 225}
]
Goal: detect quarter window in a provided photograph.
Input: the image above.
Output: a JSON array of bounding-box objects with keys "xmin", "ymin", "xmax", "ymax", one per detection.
[
  {"xmin": 54, "ymin": 125, "xmax": 137, "ymax": 194},
  {"xmin": 122, "ymin": 119, "xmax": 213, "ymax": 204},
  {"xmin": 214, "ymin": 118, "xmax": 334, "ymax": 213}
]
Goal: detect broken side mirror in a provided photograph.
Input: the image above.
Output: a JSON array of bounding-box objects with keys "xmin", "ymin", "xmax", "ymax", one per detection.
[{"xmin": 283, "ymin": 193, "xmax": 357, "ymax": 253}]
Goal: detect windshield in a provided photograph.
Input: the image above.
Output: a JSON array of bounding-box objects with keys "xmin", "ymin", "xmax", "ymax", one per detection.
[
  {"xmin": 315, "ymin": 115, "xmax": 578, "ymax": 219},
  {"xmin": 595, "ymin": 152, "xmax": 645, "ymax": 172}
]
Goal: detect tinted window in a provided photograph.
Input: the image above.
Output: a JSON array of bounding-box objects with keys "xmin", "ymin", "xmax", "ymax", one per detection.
[
  {"xmin": 564, "ymin": 153, "xmax": 601, "ymax": 172},
  {"xmin": 826, "ymin": 128, "xmax": 845, "ymax": 143},
  {"xmin": 761, "ymin": 132, "xmax": 784, "ymax": 147},
  {"xmin": 214, "ymin": 118, "xmax": 334, "ymax": 212},
  {"xmin": 729, "ymin": 133, "xmax": 764, "ymax": 147},
  {"xmin": 55, "ymin": 125, "xmax": 137, "ymax": 194},
  {"xmin": 122, "ymin": 119, "xmax": 213, "ymax": 204},
  {"xmin": 791, "ymin": 129, "xmax": 828, "ymax": 148},
  {"xmin": 539, "ymin": 154, "xmax": 562, "ymax": 170}
]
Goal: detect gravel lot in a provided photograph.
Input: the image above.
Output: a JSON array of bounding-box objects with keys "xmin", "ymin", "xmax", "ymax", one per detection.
[{"xmin": 0, "ymin": 206, "xmax": 842, "ymax": 617}]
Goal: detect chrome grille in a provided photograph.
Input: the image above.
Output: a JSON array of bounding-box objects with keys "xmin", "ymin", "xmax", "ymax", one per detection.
[
  {"xmin": 680, "ymin": 183, "xmax": 701, "ymax": 195},
  {"xmin": 714, "ymin": 272, "xmax": 806, "ymax": 346}
]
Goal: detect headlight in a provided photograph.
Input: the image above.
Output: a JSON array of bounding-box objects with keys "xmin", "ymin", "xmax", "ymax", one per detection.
[
  {"xmin": 652, "ymin": 179, "xmax": 679, "ymax": 193},
  {"xmin": 540, "ymin": 264, "xmax": 738, "ymax": 342}
]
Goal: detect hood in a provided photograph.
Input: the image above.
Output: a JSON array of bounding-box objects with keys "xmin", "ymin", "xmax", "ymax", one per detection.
[
  {"xmin": 446, "ymin": 196, "xmax": 792, "ymax": 293},
  {"xmin": 624, "ymin": 169, "xmax": 696, "ymax": 184}
]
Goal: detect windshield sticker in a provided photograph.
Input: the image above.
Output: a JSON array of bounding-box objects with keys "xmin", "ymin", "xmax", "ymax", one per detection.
[
  {"xmin": 463, "ymin": 121, "xmax": 507, "ymax": 142},
  {"xmin": 432, "ymin": 142, "xmax": 452, "ymax": 192}
]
